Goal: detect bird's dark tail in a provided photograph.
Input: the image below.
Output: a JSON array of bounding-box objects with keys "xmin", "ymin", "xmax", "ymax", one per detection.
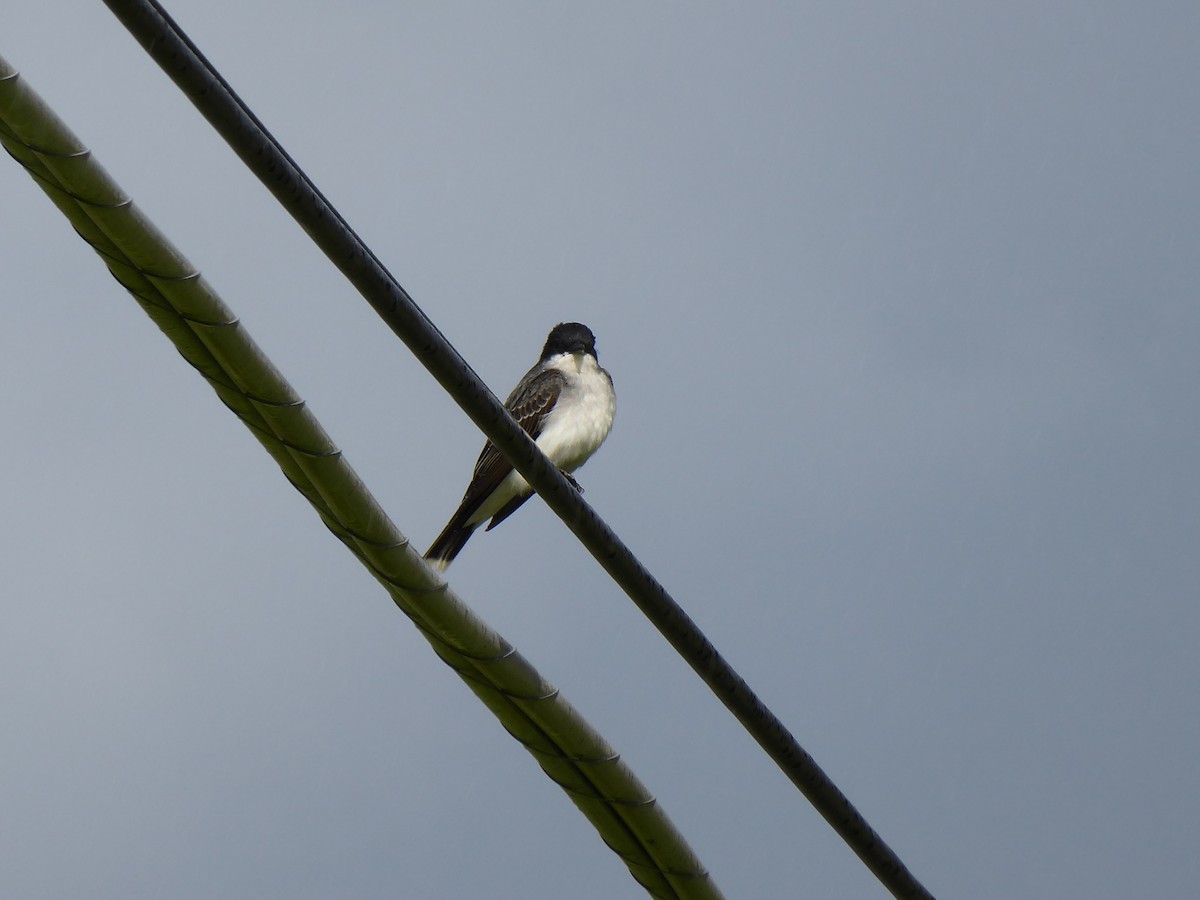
[{"xmin": 424, "ymin": 517, "xmax": 477, "ymax": 571}]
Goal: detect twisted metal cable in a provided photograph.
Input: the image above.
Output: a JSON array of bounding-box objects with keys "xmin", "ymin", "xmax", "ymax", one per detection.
[
  {"xmin": 0, "ymin": 57, "xmax": 720, "ymax": 900},
  {"xmin": 93, "ymin": 2, "xmax": 937, "ymax": 897}
]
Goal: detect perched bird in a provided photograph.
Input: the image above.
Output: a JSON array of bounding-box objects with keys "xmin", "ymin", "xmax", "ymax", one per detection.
[{"xmin": 425, "ymin": 322, "xmax": 616, "ymax": 570}]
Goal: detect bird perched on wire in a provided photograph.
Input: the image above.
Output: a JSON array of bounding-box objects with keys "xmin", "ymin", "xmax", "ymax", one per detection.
[{"xmin": 425, "ymin": 322, "xmax": 616, "ymax": 570}]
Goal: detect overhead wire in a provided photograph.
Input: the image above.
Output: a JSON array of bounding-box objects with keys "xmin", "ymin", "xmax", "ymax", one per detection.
[
  {"xmin": 97, "ymin": 2, "xmax": 936, "ymax": 897},
  {"xmin": 0, "ymin": 56, "xmax": 720, "ymax": 899}
]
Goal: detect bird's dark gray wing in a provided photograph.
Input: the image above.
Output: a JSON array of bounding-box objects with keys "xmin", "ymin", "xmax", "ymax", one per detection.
[
  {"xmin": 461, "ymin": 368, "xmax": 564, "ymax": 506},
  {"xmin": 445, "ymin": 368, "xmax": 566, "ymax": 520},
  {"xmin": 425, "ymin": 367, "xmax": 565, "ymax": 567}
]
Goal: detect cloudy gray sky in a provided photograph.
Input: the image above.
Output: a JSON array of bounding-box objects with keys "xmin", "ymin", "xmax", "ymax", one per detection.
[{"xmin": 3, "ymin": 3, "xmax": 1198, "ymax": 898}]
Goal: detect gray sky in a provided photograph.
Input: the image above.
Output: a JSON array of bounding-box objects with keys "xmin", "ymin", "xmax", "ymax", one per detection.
[{"xmin": 3, "ymin": 3, "xmax": 1198, "ymax": 898}]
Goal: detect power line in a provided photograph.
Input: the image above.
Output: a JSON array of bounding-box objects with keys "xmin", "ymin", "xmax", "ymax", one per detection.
[
  {"xmin": 99, "ymin": 2, "xmax": 936, "ymax": 897},
  {"xmin": 0, "ymin": 55, "xmax": 720, "ymax": 899}
]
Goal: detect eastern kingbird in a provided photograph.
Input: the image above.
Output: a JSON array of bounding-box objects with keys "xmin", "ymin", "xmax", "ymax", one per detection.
[{"xmin": 425, "ymin": 322, "xmax": 616, "ymax": 570}]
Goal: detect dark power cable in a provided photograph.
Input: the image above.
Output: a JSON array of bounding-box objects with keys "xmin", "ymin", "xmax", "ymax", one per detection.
[{"xmin": 100, "ymin": 2, "xmax": 936, "ymax": 897}]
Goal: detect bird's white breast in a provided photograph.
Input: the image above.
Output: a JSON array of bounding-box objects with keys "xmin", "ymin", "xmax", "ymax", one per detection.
[{"xmin": 534, "ymin": 352, "xmax": 616, "ymax": 472}]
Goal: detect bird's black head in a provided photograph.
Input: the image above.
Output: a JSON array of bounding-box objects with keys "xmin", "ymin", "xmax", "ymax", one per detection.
[{"xmin": 541, "ymin": 322, "xmax": 598, "ymax": 360}]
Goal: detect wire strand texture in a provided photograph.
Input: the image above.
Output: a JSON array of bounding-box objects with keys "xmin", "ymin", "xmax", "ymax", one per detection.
[{"xmin": 0, "ymin": 57, "xmax": 720, "ymax": 900}]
